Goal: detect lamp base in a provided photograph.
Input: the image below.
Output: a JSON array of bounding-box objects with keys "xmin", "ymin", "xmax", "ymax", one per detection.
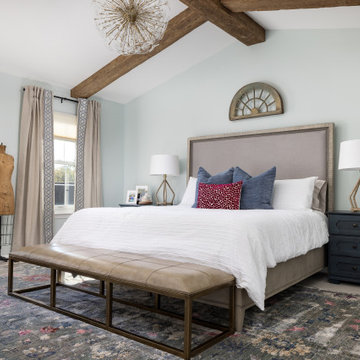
[
  {"xmin": 349, "ymin": 177, "xmax": 360, "ymax": 212},
  {"xmin": 155, "ymin": 175, "xmax": 175, "ymax": 206}
]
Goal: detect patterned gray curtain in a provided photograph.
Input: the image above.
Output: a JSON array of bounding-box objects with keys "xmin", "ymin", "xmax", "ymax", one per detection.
[
  {"xmin": 43, "ymin": 91, "xmax": 54, "ymax": 243},
  {"xmin": 75, "ymin": 99, "xmax": 88, "ymax": 211},
  {"xmin": 75, "ymin": 99, "xmax": 102, "ymax": 211},
  {"xmin": 12, "ymin": 86, "xmax": 54, "ymax": 250}
]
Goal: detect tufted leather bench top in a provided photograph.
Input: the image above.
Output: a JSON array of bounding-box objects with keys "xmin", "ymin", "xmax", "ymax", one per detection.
[{"xmin": 11, "ymin": 244, "xmax": 235, "ymax": 296}]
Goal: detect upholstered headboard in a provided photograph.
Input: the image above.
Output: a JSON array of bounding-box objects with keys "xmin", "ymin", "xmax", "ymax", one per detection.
[{"xmin": 187, "ymin": 123, "xmax": 334, "ymax": 211}]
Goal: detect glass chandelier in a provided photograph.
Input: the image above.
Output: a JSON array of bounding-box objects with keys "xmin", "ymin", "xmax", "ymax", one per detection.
[{"xmin": 93, "ymin": 0, "xmax": 169, "ymax": 55}]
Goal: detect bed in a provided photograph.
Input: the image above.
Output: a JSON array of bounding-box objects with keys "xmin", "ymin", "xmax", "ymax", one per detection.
[
  {"xmin": 187, "ymin": 122, "xmax": 334, "ymax": 330},
  {"xmin": 52, "ymin": 123, "xmax": 334, "ymax": 331}
]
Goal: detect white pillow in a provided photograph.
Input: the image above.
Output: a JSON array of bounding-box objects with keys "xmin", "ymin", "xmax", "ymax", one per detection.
[
  {"xmin": 179, "ymin": 177, "xmax": 197, "ymax": 207},
  {"xmin": 272, "ymin": 177, "xmax": 318, "ymax": 210}
]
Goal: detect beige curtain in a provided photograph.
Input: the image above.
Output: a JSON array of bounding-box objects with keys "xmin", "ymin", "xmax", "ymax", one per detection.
[
  {"xmin": 75, "ymin": 99, "xmax": 102, "ymax": 211},
  {"xmin": 12, "ymin": 86, "xmax": 54, "ymax": 250}
]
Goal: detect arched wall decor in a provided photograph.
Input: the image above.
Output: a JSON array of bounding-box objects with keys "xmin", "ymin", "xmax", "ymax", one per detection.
[{"xmin": 229, "ymin": 82, "xmax": 283, "ymax": 121}]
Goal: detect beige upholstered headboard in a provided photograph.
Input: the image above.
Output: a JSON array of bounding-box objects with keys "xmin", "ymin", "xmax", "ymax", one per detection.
[{"xmin": 187, "ymin": 123, "xmax": 334, "ymax": 211}]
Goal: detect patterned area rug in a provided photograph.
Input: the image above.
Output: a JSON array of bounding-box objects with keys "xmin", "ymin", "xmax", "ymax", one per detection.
[{"xmin": 1, "ymin": 262, "xmax": 360, "ymax": 360}]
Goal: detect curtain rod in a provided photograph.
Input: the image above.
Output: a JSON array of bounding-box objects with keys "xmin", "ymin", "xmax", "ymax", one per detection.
[{"xmin": 22, "ymin": 88, "xmax": 79, "ymax": 104}]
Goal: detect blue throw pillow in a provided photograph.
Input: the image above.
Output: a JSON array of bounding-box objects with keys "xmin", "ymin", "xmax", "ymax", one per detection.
[
  {"xmin": 192, "ymin": 167, "xmax": 234, "ymax": 208},
  {"xmin": 233, "ymin": 166, "xmax": 276, "ymax": 209}
]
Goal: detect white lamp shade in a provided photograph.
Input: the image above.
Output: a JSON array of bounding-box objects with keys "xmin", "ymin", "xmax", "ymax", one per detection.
[
  {"xmin": 339, "ymin": 139, "xmax": 360, "ymax": 170},
  {"xmin": 150, "ymin": 154, "xmax": 180, "ymax": 176}
]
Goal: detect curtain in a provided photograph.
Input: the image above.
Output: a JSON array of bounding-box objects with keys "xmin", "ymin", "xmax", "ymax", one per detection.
[
  {"xmin": 75, "ymin": 99, "xmax": 102, "ymax": 211},
  {"xmin": 12, "ymin": 86, "xmax": 54, "ymax": 250}
]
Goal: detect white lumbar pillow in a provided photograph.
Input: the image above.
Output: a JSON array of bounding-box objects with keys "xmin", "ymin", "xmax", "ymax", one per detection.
[
  {"xmin": 272, "ymin": 176, "xmax": 318, "ymax": 210},
  {"xmin": 179, "ymin": 177, "xmax": 197, "ymax": 207}
]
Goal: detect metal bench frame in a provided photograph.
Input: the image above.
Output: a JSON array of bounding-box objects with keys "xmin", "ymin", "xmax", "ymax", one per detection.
[{"xmin": 8, "ymin": 256, "xmax": 235, "ymax": 360}]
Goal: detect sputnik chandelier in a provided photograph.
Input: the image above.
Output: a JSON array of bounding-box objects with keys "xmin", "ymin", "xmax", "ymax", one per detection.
[{"xmin": 93, "ymin": 0, "xmax": 169, "ymax": 55}]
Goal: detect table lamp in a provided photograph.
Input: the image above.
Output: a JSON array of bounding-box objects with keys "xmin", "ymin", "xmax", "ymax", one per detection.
[
  {"xmin": 338, "ymin": 139, "xmax": 360, "ymax": 212},
  {"xmin": 150, "ymin": 154, "xmax": 179, "ymax": 205}
]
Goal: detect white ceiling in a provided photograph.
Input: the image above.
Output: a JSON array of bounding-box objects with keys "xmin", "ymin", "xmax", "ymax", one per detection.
[
  {"xmin": 0, "ymin": 0, "xmax": 359, "ymax": 104},
  {"xmin": 249, "ymin": 7, "xmax": 360, "ymax": 29}
]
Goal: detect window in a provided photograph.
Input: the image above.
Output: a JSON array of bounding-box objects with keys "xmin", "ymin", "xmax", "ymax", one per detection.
[{"xmin": 54, "ymin": 112, "xmax": 77, "ymax": 214}]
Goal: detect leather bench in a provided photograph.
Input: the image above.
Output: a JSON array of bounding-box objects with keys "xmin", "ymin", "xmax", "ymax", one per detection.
[{"xmin": 8, "ymin": 243, "xmax": 235, "ymax": 360}]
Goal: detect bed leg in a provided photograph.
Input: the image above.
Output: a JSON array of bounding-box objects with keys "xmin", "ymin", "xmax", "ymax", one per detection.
[
  {"xmin": 8, "ymin": 258, "xmax": 13, "ymax": 295},
  {"xmin": 106, "ymin": 281, "xmax": 113, "ymax": 328},
  {"xmin": 184, "ymin": 296, "xmax": 192, "ymax": 360},
  {"xmin": 235, "ymin": 307, "xmax": 246, "ymax": 332},
  {"xmin": 229, "ymin": 285, "xmax": 235, "ymax": 333},
  {"xmin": 50, "ymin": 269, "xmax": 57, "ymax": 307}
]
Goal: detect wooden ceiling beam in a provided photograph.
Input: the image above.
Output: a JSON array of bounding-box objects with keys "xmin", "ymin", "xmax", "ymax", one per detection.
[
  {"xmin": 71, "ymin": 8, "xmax": 206, "ymax": 99},
  {"xmin": 221, "ymin": 0, "xmax": 360, "ymax": 12},
  {"xmin": 179, "ymin": 0, "xmax": 265, "ymax": 46}
]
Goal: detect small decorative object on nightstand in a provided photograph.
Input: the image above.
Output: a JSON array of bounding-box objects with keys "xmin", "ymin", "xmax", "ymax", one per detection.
[
  {"xmin": 328, "ymin": 211, "xmax": 360, "ymax": 284},
  {"xmin": 138, "ymin": 191, "xmax": 152, "ymax": 205},
  {"xmin": 135, "ymin": 185, "xmax": 149, "ymax": 204},
  {"xmin": 338, "ymin": 139, "xmax": 360, "ymax": 212},
  {"xmin": 150, "ymin": 154, "xmax": 179, "ymax": 206},
  {"xmin": 125, "ymin": 190, "xmax": 138, "ymax": 205}
]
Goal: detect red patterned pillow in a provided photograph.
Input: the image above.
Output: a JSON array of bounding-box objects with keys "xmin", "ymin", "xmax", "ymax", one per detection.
[{"xmin": 196, "ymin": 181, "xmax": 243, "ymax": 210}]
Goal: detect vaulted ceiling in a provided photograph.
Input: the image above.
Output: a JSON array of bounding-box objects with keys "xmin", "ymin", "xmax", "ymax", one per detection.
[{"xmin": 1, "ymin": 0, "xmax": 360, "ymax": 103}]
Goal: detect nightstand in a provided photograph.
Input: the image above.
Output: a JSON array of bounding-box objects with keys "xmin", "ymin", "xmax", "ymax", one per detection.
[
  {"xmin": 118, "ymin": 204, "xmax": 153, "ymax": 207},
  {"xmin": 328, "ymin": 211, "xmax": 360, "ymax": 284}
]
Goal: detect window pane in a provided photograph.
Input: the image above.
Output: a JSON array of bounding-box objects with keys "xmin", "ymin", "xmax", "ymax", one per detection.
[
  {"xmin": 68, "ymin": 184, "xmax": 75, "ymax": 205},
  {"xmin": 54, "ymin": 164, "xmax": 65, "ymax": 184},
  {"xmin": 54, "ymin": 133, "xmax": 76, "ymax": 214},
  {"xmin": 54, "ymin": 139, "xmax": 65, "ymax": 162},
  {"xmin": 67, "ymin": 165, "xmax": 75, "ymax": 184},
  {"xmin": 64, "ymin": 140, "xmax": 76, "ymax": 163},
  {"xmin": 55, "ymin": 184, "xmax": 65, "ymax": 205}
]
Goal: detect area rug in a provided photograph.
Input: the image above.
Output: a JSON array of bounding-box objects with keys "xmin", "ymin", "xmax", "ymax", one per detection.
[{"xmin": 1, "ymin": 262, "xmax": 360, "ymax": 360}]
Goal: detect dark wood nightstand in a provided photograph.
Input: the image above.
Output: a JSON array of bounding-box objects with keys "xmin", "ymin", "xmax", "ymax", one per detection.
[
  {"xmin": 328, "ymin": 211, "xmax": 360, "ymax": 284},
  {"xmin": 118, "ymin": 204, "xmax": 153, "ymax": 207}
]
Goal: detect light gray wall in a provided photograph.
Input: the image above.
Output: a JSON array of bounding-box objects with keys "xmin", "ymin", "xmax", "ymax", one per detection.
[
  {"xmin": 0, "ymin": 71, "xmax": 124, "ymax": 240},
  {"xmin": 100, "ymin": 97, "xmax": 124, "ymax": 207},
  {"xmin": 123, "ymin": 29, "xmax": 360, "ymax": 210},
  {"xmin": 0, "ymin": 72, "xmax": 23, "ymax": 183}
]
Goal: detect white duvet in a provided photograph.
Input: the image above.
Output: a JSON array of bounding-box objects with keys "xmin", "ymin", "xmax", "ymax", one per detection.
[{"xmin": 52, "ymin": 206, "xmax": 328, "ymax": 310}]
